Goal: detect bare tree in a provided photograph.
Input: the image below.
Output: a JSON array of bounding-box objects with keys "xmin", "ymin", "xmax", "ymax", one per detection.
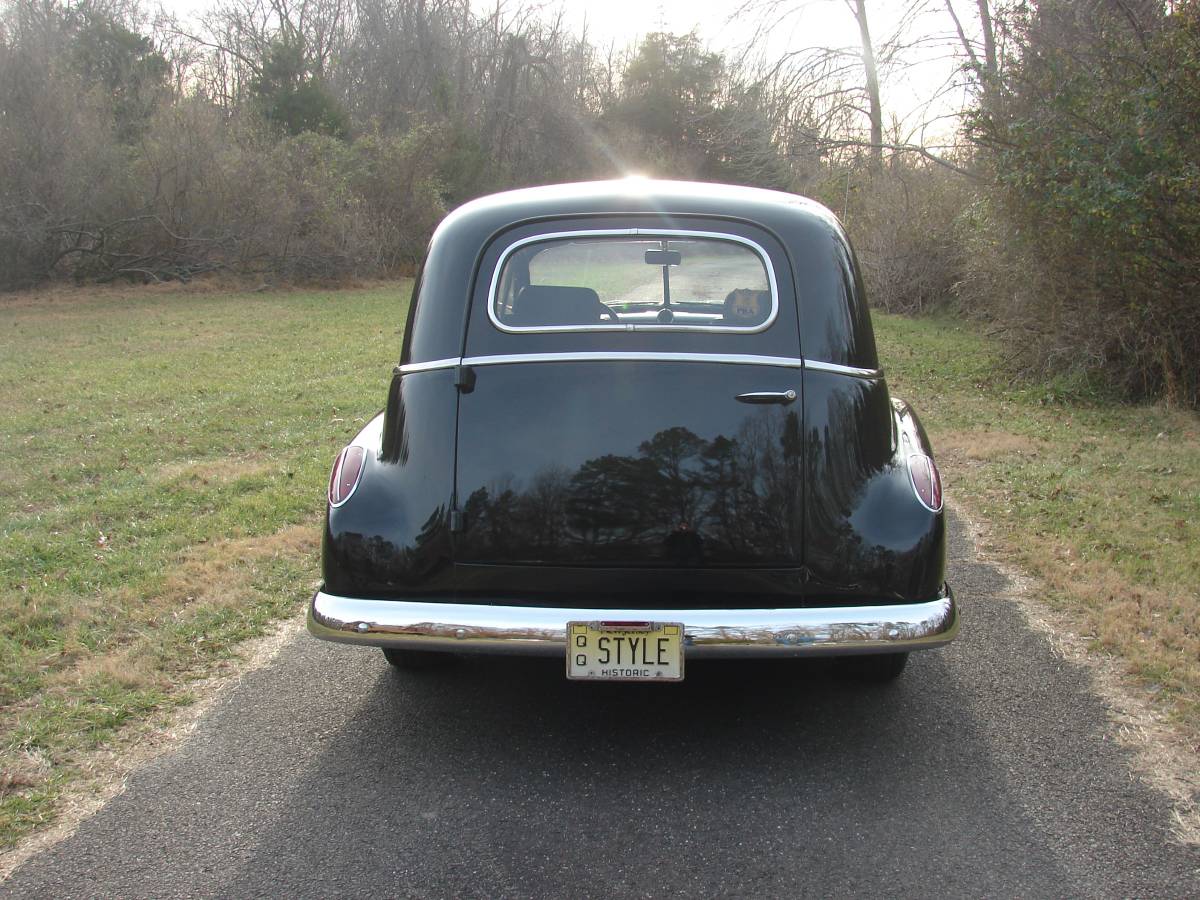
[
  {"xmin": 943, "ymin": 0, "xmax": 999, "ymax": 100},
  {"xmin": 732, "ymin": 0, "xmax": 973, "ymax": 175},
  {"xmin": 849, "ymin": 0, "xmax": 884, "ymax": 174}
]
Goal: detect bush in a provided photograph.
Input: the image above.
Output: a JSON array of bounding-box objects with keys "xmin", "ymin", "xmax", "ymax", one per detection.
[
  {"xmin": 0, "ymin": 85, "xmax": 446, "ymax": 287},
  {"xmin": 346, "ymin": 126, "xmax": 446, "ymax": 270},
  {"xmin": 821, "ymin": 163, "xmax": 973, "ymax": 315},
  {"xmin": 967, "ymin": 1, "xmax": 1200, "ymax": 406}
]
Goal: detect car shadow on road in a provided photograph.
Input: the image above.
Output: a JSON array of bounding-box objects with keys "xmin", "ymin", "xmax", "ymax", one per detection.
[
  {"xmin": 374, "ymin": 652, "xmax": 924, "ymax": 760},
  {"xmin": 214, "ymin": 642, "xmax": 1070, "ymax": 898}
]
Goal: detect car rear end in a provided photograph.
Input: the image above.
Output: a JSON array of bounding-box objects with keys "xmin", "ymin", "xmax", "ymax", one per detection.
[{"xmin": 310, "ymin": 181, "xmax": 956, "ymax": 681}]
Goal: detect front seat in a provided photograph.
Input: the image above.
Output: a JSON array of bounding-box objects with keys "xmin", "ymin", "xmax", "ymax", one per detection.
[{"xmin": 510, "ymin": 285, "xmax": 605, "ymax": 326}]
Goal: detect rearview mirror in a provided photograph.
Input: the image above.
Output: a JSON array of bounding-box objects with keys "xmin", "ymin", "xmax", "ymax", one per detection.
[{"xmin": 644, "ymin": 249, "xmax": 681, "ymax": 266}]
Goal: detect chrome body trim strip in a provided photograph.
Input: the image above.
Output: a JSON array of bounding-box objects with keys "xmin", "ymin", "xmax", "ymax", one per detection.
[
  {"xmin": 462, "ymin": 351, "xmax": 805, "ymax": 369},
  {"xmin": 486, "ymin": 228, "xmax": 780, "ymax": 335},
  {"xmin": 804, "ymin": 359, "xmax": 883, "ymax": 380},
  {"xmin": 395, "ymin": 354, "xmax": 882, "ymax": 380},
  {"xmin": 308, "ymin": 586, "xmax": 957, "ymax": 658},
  {"xmin": 395, "ymin": 357, "xmax": 461, "ymax": 374}
]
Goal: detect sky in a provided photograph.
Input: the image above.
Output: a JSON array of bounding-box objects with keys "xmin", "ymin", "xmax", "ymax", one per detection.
[{"xmin": 155, "ymin": 0, "xmax": 974, "ymax": 144}]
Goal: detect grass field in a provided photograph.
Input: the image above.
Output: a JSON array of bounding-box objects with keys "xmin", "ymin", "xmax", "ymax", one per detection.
[
  {"xmin": 0, "ymin": 282, "xmax": 411, "ymax": 848},
  {"xmin": 878, "ymin": 313, "xmax": 1200, "ymax": 744},
  {"xmin": 0, "ymin": 285, "xmax": 1197, "ymax": 849}
]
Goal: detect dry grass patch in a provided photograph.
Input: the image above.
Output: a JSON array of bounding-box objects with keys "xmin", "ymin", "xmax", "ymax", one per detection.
[
  {"xmin": 154, "ymin": 457, "xmax": 274, "ymax": 486},
  {"xmin": 937, "ymin": 429, "xmax": 1046, "ymax": 462},
  {"xmin": 0, "ymin": 276, "xmax": 407, "ymax": 313},
  {"xmin": 3, "ymin": 525, "xmax": 316, "ymax": 700},
  {"xmin": 3, "ymin": 520, "xmax": 317, "ymax": 701},
  {"xmin": 0, "ymin": 275, "xmax": 280, "ymax": 309},
  {"xmin": 159, "ymin": 524, "xmax": 317, "ymax": 612},
  {"xmin": 1023, "ymin": 540, "xmax": 1200, "ymax": 732},
  {"xmin": 0, "ymin": 752, "xmax": 51, "ymax": 794},
  {"xmin": 52, "ymin": 523, "xmax": 318, "ymax": 692}
]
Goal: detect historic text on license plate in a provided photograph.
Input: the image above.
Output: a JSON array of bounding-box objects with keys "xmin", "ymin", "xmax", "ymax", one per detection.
[{"xmin": 566, "ymin": 621, "xmax": 684, "ymax": 682}]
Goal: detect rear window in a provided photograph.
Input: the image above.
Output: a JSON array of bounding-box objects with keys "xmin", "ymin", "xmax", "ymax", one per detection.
[{"xmin": 489, "ymin": 230, "xmax": 777, "ymax": 333}]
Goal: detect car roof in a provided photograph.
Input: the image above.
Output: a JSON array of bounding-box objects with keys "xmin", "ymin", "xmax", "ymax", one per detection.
[
  {"xmin": 439, "ymin": 178, "xmax": 842, "ymax": 237},
  {"xmin": 401, "ymin": 178, "xmax": 877, "ymax": 372}
]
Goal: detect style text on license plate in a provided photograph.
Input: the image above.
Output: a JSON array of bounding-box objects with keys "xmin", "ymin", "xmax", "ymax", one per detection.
[{"xmin": 566, "ymin": 621, "xmax": 684, "ymax": 682}]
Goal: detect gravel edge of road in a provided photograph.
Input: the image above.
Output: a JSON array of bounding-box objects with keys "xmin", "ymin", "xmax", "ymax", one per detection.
[
  {"xmin": 950, "ymin": 500, "xmax": 1200, "ymax": 845},
  {"xmin": 0, "ymin": 611, "xmax": 306, "ymax": 881}
]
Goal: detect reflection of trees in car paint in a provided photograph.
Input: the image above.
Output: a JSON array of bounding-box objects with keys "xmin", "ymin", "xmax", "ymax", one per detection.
[
  {"xmin": 458, "ymin": 409, "xmax": 804, "ymax": 565},
  {"xmin": 329, "ymin": 503, "xmax": 450, "ymax": 594},
  {"xmin": 454, "ymin": 377, "xmax": 939, "ymax": 600},
  {"xmin": 333, "ymin": 376, "xmax": 941, "ymax": 604},
  {"xmin": 803, "ymin": 374, "xmax": 944, "ymax": 601}
]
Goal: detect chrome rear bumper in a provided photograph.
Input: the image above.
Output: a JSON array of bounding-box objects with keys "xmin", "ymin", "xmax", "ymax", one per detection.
[{"xmin": 308, "ymin": 586, "xmax": 957, "ymax": 657}]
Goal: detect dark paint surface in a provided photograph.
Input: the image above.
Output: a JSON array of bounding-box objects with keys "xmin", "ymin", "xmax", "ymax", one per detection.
[
  {"xmin": 323, "ymin": 180, "xmax": 945, "ymax": 609},
  {"xmin": 323, "ymin": 372, "xmax": 457, "ymax": 598},
  {"xmin": 455, "ymin": 361, "xmax": 804, "ymax": 568},
  {"xmin": 804, "ymin": 372, "xmax": 945, "ymax": 603},
  {"xmin": 323, "ymin": 368, "xmax": 943, "ymax": 608}
]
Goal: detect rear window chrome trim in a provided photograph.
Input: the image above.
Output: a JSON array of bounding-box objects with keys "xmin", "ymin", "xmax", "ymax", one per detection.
[
  {"xmin": 396, "ymin": 353, "xmax": 882, "ymax": 380},
  {"xmin": 486, "ymin": 229, "xmax": 780, "ymax": 335}
]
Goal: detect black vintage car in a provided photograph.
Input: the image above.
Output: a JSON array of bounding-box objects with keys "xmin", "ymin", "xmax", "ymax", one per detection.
[{"xmin": 309, "ymin": 179, "xmax": 956, "ymax": 682}]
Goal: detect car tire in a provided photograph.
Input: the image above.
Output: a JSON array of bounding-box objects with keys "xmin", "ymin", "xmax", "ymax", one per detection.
[
  {"xmin": 836, "ymin": 652, "xmax": 909, "ymax": 682},
  {"xmin": 381, "ymin": 647, "xmax": 454, "ymax": 669}
]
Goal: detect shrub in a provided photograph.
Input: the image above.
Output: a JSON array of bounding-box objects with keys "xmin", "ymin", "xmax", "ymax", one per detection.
[
  {"xmin": 967, "ymin": 1, "xmax": 1200, "ymax": 406},
  {"xmin": 822, "ymin": 162, "xmax": 973, "ymax": 315}
]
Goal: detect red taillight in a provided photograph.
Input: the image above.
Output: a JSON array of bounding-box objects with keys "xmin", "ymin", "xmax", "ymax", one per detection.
[
  {"xmin": 907, "ymin": 453, "xmax": 943, "ymax": 512},
  {"xmin": 328, "ymin": 446, "xmax": 366, "ymax": 507}
]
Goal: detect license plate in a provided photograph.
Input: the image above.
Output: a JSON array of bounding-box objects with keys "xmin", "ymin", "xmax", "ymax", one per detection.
[{"xmin": 566, "ymin": 621, "xmax": 684, "ymax": 682}]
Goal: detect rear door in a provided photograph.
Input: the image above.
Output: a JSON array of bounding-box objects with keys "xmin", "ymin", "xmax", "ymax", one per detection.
[{"xmin": 453, "ymin": 217, "xmax": 804, "ymax": 576}]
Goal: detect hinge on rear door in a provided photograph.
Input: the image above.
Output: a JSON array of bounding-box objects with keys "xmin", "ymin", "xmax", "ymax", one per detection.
[{"xmin": 454, "ymin": 365, "xmax": 476, "ymax": 393}]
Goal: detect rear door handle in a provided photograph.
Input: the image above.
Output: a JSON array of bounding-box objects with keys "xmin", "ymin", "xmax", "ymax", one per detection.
[{"xmin": 736, "ymin": 390, "xmax": 797, "ymax": 405}]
